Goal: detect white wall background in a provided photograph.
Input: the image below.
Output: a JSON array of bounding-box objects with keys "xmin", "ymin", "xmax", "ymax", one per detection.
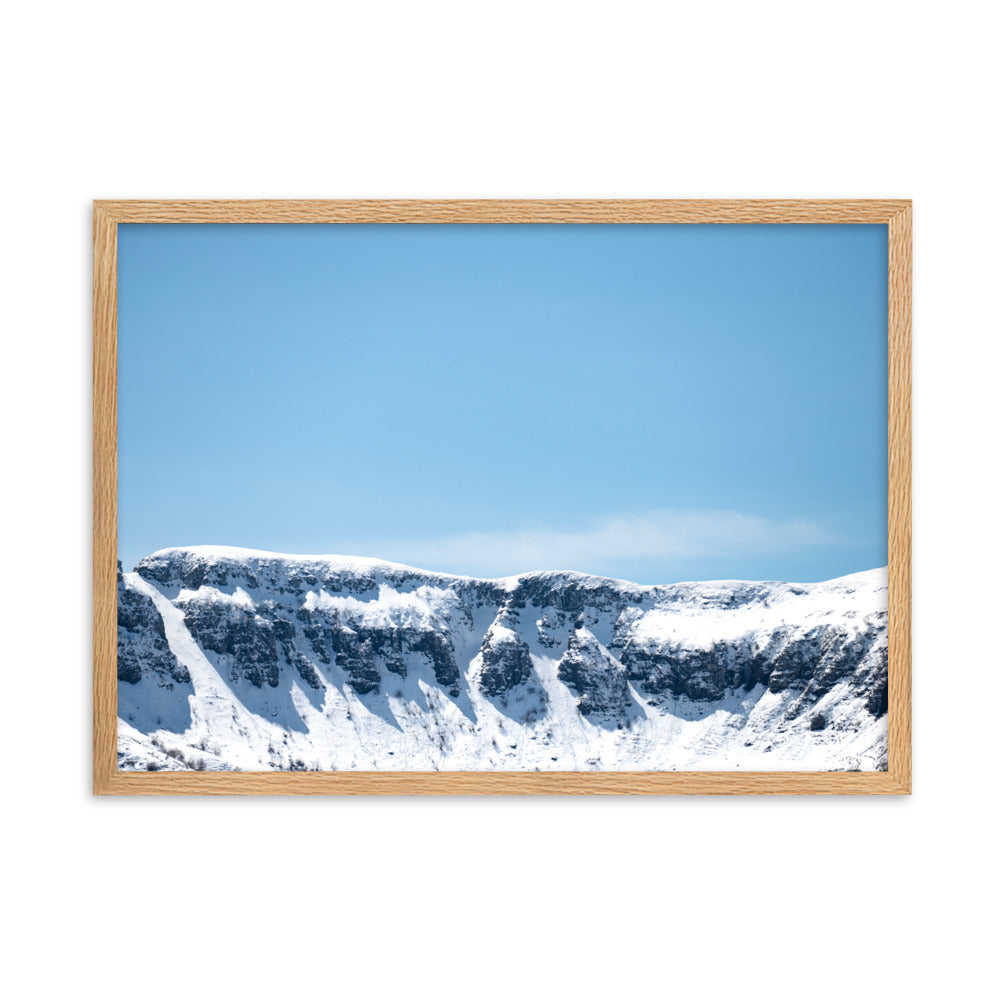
[{"xmin": 2, "ymin": 2, "xmax": 995, "ymax": 996}]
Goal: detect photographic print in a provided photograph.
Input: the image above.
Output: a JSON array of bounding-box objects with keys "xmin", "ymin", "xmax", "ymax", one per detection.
[{"xmin": 94, "ymin": 200, "xmax": 911, "ymax": 794}]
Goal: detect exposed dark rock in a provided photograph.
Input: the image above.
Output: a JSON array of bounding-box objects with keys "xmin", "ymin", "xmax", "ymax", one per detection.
[
  {"xmin": 288, "ymin": 650, "xmax": 324, "ymax": 690},
  {"xmin": 410, "ymin": 631, "xmax": 461, "ymax": 696},
  {"xmin": 117, "ymin": 575, "xmax": 190, "ymax": 685},
  {"xmin": 479, "ymin": 624, "xmax": 534, "ymax": 697},
  {"xmin": 272, "ymin": 618, "xmax": 296, "ymax": 642},
  {"xmin": 765, "ymin": 629, "xmax": 827, "ymax": 694},
  {"xmin": 861, "ymin": 644, "xmax": 889, "ymax": 717},
  {"xmin": 620, "ymin": 637, "xmax": 761, "ymax": 701},
  {"xmin": 181, "ymin": 601, "xmax": 279, "ymax": 688},
  {"xmin": 507, "ymin": 574, "xmax": 641, "ymax": 616},
  {"xmin": 866, "ymin": 678, "xmax": 888, "ymax": 717},
  {"xmin": 331, "ymin": 628, "xmax": 382, "ymax": 694},
  {"xmin": 299, "ymin": 617, "xmax": 333, "ymax": 663},
  {"xmin": 558, "ymin": 628, "xmax": 633, "ymax": 719}
]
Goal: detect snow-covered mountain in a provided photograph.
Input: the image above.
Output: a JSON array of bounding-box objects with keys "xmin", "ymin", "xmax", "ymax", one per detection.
[{"xmin": 116, "ymin": 546, "xmax": 889, "ymax": 772}]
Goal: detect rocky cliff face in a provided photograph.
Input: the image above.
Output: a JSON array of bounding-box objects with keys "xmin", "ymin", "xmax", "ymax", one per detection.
[
  {"xmin": 116, "ymin": 547, "xmax": 889, "ymax": 772},
  {"xmin": 116, "ymin": 562, "xmax": 194, "ymax": 734}
]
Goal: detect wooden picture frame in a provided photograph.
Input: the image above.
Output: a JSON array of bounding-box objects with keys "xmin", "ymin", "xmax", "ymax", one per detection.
[{"xmin": 93, "ymin": 199, "xmax": 911, "ymax": 795}]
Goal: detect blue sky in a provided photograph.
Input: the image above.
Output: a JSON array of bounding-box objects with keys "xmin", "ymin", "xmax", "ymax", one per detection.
[{"xmin": 117, "ymin": 222, "xmax": 887, "ymax": 583}]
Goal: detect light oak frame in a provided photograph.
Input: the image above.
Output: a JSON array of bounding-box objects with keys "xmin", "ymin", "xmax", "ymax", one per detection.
[{"xmin": 93, "ymin": 199, "xmax": 911, "ymax": 795}]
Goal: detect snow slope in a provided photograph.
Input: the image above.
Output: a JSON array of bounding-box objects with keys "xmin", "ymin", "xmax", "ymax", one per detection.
[{"xmin": 117, "ymin": 547, "xmax": 889, "ymax": 772}]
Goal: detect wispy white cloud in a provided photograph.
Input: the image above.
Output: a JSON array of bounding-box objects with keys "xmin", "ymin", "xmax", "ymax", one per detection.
[{"xmin": 359, "ymin": 510, "xmax": 839, "ymax": 581}]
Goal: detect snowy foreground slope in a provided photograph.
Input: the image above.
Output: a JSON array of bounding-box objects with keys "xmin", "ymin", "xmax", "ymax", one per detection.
[{"xmin": 117, "ymin": 547, "xmax": 889, "ymax": 772}]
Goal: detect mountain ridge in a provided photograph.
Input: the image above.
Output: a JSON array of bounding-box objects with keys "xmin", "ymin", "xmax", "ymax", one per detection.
[
  {"xmin": 117, "ymin": 547, "xmax": 889, "ymax": 772},
  {"xmin": 133, "ymin": 543, "xmax": 881, "ymax": 591}
]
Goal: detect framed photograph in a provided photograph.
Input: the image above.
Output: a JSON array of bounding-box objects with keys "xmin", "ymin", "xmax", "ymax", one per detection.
[{"xmin": 93, "ymin": 199, "xmax": 911, "ymax": 795}]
